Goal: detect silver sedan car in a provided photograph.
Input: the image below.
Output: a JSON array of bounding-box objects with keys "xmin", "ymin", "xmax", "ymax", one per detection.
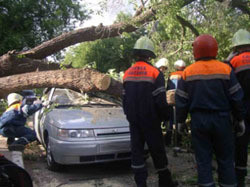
[{"xmin": 34, "ymin": 88, "xmax": 147, "ymax": 171}]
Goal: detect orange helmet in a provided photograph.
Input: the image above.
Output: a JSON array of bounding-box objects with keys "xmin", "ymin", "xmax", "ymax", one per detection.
[{"xmin": 193, "ymin": 34, "xmax": 218, "ymax": 60}]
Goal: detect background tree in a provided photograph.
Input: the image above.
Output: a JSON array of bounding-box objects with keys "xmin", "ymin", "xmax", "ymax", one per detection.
[
  {"xmin": 0, "ymin": 0, "xmax": 90, "ymax": 56},
  {"xmin": 150, "ymin": 0, "xmax": 249, "ymax": 72}
]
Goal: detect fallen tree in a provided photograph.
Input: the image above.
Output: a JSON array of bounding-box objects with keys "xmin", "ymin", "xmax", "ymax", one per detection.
[{"xmin": 0, "ymin": 68, "xmax": 123, "ymax": 98}]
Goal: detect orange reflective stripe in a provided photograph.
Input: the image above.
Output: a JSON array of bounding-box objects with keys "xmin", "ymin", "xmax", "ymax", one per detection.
[
  {"xmin": 170, "ymin": 71, "xmax": 183, "ymax": 77},
  {"xmin": 6, "ymin": 103, "xmax": 21, "ymax": 112},
  {"xmin": 123, "ymin": 61, "xmax": 159, "ymax": 83},
  {"xmin": 231, "ymin": 52, "xmax": 250, "ymax": 73},
  {"xmin": 170, "ymin": 71, "xmax": 183, "ymax": 80},
  {"xmin": 182, "ymin": 60, "xmax": 231, "ymax": 81}
]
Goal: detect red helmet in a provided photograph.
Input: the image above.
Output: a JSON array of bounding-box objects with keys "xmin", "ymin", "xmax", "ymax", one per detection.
[{"xmin": 193, "ymin": 34, "xmax": 218, "ymax": 60}]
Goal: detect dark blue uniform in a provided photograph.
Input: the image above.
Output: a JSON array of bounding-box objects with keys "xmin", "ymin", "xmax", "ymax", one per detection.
[
  {"xmin": 165, "ymin": 71, "xmax": 183, "ymax": 146},
  {"xmin": 176, "ymin": 59, "xmax": 245, "ymax": 187},
  {"xmin": 0, "ymin": 102, "xmax": 43, "ymax": 145},
  {"xmin": 123, "ymin": 61, "xmax": 169, "ymax": 186},
  {"xmin": 230, "ymin": 51, "xmax": 250, "ymax": 182}
]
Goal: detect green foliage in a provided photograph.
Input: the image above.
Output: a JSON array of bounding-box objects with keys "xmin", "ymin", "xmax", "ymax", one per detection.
[
  {"xmin": 184, "ymin": 0, "xmax": 249, "ymax": 59},
  {"xmin": 63, "ymin": 31, "xmax": 143, "ymax": 73},
  {"xmin": 150, "ymin": 0, "xmax": 249, "ymax": 69},
  {"xmin": 0, "ymin": 99, "xmax": 7, "ymax": 114},
  {"xmin": 107, "ymin": 69, "xmax": 124, "ymax": 82},
  {"xmin": 0, "ymin": 0, "xmax": 90, "ymax": 56}
]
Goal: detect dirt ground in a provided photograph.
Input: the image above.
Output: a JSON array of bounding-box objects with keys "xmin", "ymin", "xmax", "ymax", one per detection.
[
  {"xmin": 0, "ymin": 135, "xmax": 198, "ymax": 187},
  {"xmin": 24, "ymin": 146, "xmax": 198, "ymax": 187}
]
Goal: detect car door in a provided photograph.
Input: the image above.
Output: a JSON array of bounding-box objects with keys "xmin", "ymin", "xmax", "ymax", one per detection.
[{"xmin": 33, "ymin": 88, "xmax": 55, "ymax": 146}]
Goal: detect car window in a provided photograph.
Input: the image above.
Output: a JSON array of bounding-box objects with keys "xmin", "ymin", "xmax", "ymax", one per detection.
[{"xmin": 48, "ymin": 88, "xmax": 118, "ymax": 107}]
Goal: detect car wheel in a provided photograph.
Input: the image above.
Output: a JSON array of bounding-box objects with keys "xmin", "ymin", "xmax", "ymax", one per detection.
[{"xmin": 45, "ymin": 137, "xmax": 62, "ymax": 172}]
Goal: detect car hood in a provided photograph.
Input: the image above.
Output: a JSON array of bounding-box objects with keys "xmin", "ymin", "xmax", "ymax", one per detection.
[{"xmin": 45, "ymin": 107, "xmax": 129, "ymax": 129}]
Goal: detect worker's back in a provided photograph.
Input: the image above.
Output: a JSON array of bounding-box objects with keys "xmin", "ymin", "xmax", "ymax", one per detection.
[
  {"xmin": 123, "ymin": 61, "xmax": 166, "ymax": 122},
  {"xmin": 179, "ymin": 59, "xmax": 236, "ymax": 112}
]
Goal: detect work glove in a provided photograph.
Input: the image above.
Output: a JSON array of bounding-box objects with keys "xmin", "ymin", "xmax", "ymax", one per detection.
[
  {"xmin": 236, "ymin": 120, "xmax": 245, "ymax": 137},
  {"xmin": 177, "ymin": 123, "xmax": 188, "ymax": 135}
]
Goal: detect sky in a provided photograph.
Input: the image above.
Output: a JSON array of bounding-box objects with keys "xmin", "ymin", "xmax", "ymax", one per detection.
[
  {"xmin": 80, "ymin": 0, "xmax": 136, "ymax": 27},
  {"xmin": 50, "ymin": 0, "xmax": 138, "ymax": 61}
]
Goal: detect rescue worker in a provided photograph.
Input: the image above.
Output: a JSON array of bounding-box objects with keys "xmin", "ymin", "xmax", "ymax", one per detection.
[
  {"xmin": 155, "ymin": 58, "xmax": 170, "ymax": 144},
  {"xmin": 122, "ymin": 36, "xmax": 177, "ymax": 187},
  {"xmin": 228, "ymin": 29, "xmax": 250, "ymax": 187},
  {"xmin": 175, "ymin": 34, "xmax": 245, "ymax": 187},
  {"xmin": 167, "ymin": 59, "xmax": 186, "ymax": 90},
  {"xmin": 0, "ymin": 93, "xmax": 49, "ymax": 150},
  {"xmin": 155, "ymin": 57, "xmax": 169, "ymax": 74},
  {"xmin": 165, "ymin": 60, "xmax": 186, "ymax": 146}
]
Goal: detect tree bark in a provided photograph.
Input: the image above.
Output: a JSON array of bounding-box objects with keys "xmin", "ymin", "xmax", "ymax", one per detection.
[
  {"xmin": 0, "ymin": 51, "xmax": 72, "ymax": 77},
  {"xmin": 0, "ymin": 68, "xmax": 122, "ymax": 99}
]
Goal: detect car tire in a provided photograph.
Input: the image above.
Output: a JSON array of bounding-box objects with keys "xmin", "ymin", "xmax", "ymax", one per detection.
[{"xmin": 45, "ymin": 137, "xmax": 62, "ymax": 172}]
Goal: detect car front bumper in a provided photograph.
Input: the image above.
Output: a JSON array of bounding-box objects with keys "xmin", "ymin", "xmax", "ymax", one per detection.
[{"xmin": 49, "ymin": 136, "xmax": 132, "ymax": 165}]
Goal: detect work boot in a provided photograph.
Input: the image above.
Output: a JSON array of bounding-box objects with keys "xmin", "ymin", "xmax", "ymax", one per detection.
[
  {"xmin": 236, "ymin": 169, "xmax": 246, "ymax": 187},
  {"xmin": 133, "ymin": 167, "xmax": 148, "ymax": 187},
  {"xmin": 237, "ymin": 176, "xmax": 245, "ymax": 187},
  {"xmin": 7, "ymin": 137, "xmax": 15, "ymax": 145},
  {"xmin": 8, "ymin": 137, "xmax": 28, "ymax": 151},
  {"xmin": 158, "ymin": 169, "xmax": 178, "ymax": 187},
  {"xmin": 8, "ymin": 144, "xmax": 25, "ymax": 151}
]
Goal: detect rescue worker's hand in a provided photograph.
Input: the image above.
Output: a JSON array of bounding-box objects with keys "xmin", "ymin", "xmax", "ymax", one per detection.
[
  {"xmin": 33, "ymin": 99, "xmax": 42, "ymax": 105},
  {"xmin": 177, "ymin": 123, "xmax": 187, "ymax": 135},
  {"xmin": 236, "ymin": 120, "xmax": 245, "ymax": 137},
  {"xmin": 42, "ymin": 100, "xmax": 50, "ymax": 107}
]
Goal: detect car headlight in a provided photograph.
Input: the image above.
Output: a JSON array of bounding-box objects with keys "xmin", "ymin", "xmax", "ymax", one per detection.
[{"xmin": 57, "ymin": 129, "xmax": 94, "ymax": 138}]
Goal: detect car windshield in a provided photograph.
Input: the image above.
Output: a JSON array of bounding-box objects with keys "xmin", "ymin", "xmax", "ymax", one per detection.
[{"xmin": 49, "ymin": 88, "xmax": 119, "ymax": 107}]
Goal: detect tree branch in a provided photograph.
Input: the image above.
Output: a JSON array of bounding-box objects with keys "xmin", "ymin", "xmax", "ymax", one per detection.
[
  {"xmin": 176, "ymin": 15, "xmax": 199, "ymax": 36},
  {"xmin": 0, "ymin": 52, "xmax": 71, "ymax": 77}
]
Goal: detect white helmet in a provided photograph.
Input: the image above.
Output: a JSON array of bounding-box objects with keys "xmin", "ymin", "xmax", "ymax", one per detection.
[
  {"xmin": 7, "ymin": 93, "xmax": 23, "ymax": 106},
  {"xmin": 174, "ymin": 59, "xmax": 186, "ymax": 70},
  {"xmin": 155, "ymin": 58, "xmax": 169, "ymax": 68}
]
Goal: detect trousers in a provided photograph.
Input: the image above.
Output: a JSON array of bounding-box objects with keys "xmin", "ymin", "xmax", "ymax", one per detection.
[
  {"xmin": 129, "ymin": 117, "xmax": 168, "ymax": 186},
  {"xmin": 191, "ymin": 111, "xmax": 236, "ymax": 187}
]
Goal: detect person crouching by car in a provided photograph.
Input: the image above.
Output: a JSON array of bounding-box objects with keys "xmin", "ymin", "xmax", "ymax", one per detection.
[{"xmin": 0, "ymin": 93, "xmax": 49, "ymax": 150}]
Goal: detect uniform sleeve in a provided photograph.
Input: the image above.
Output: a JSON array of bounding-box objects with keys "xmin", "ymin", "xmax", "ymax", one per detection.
[
  {"xmin": 21, "ymin": 103, "xmax": 43, "ymax": 117},
  {"xmin": 0, "ymin": 111, "xmax": 17, "ymax": 129},
  {"xmin": 175, "ymin": 77, "xmax": 189, "ymax": 123},
  {"xmin": 228, "ymin": 70, "xmax": 245, "ymax": 121},
  {"xmin": 122, "ymin": 85, "xmax": 127, "ymax": 115},
  {"xmin": 153, "ymin": 72, "xmax": 169, "ymax": 121}
]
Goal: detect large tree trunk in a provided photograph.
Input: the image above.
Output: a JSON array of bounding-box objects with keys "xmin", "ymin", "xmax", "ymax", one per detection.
[{"xmin": 0, "ymin": 68, "xmax": 122, "ymax": 99}]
